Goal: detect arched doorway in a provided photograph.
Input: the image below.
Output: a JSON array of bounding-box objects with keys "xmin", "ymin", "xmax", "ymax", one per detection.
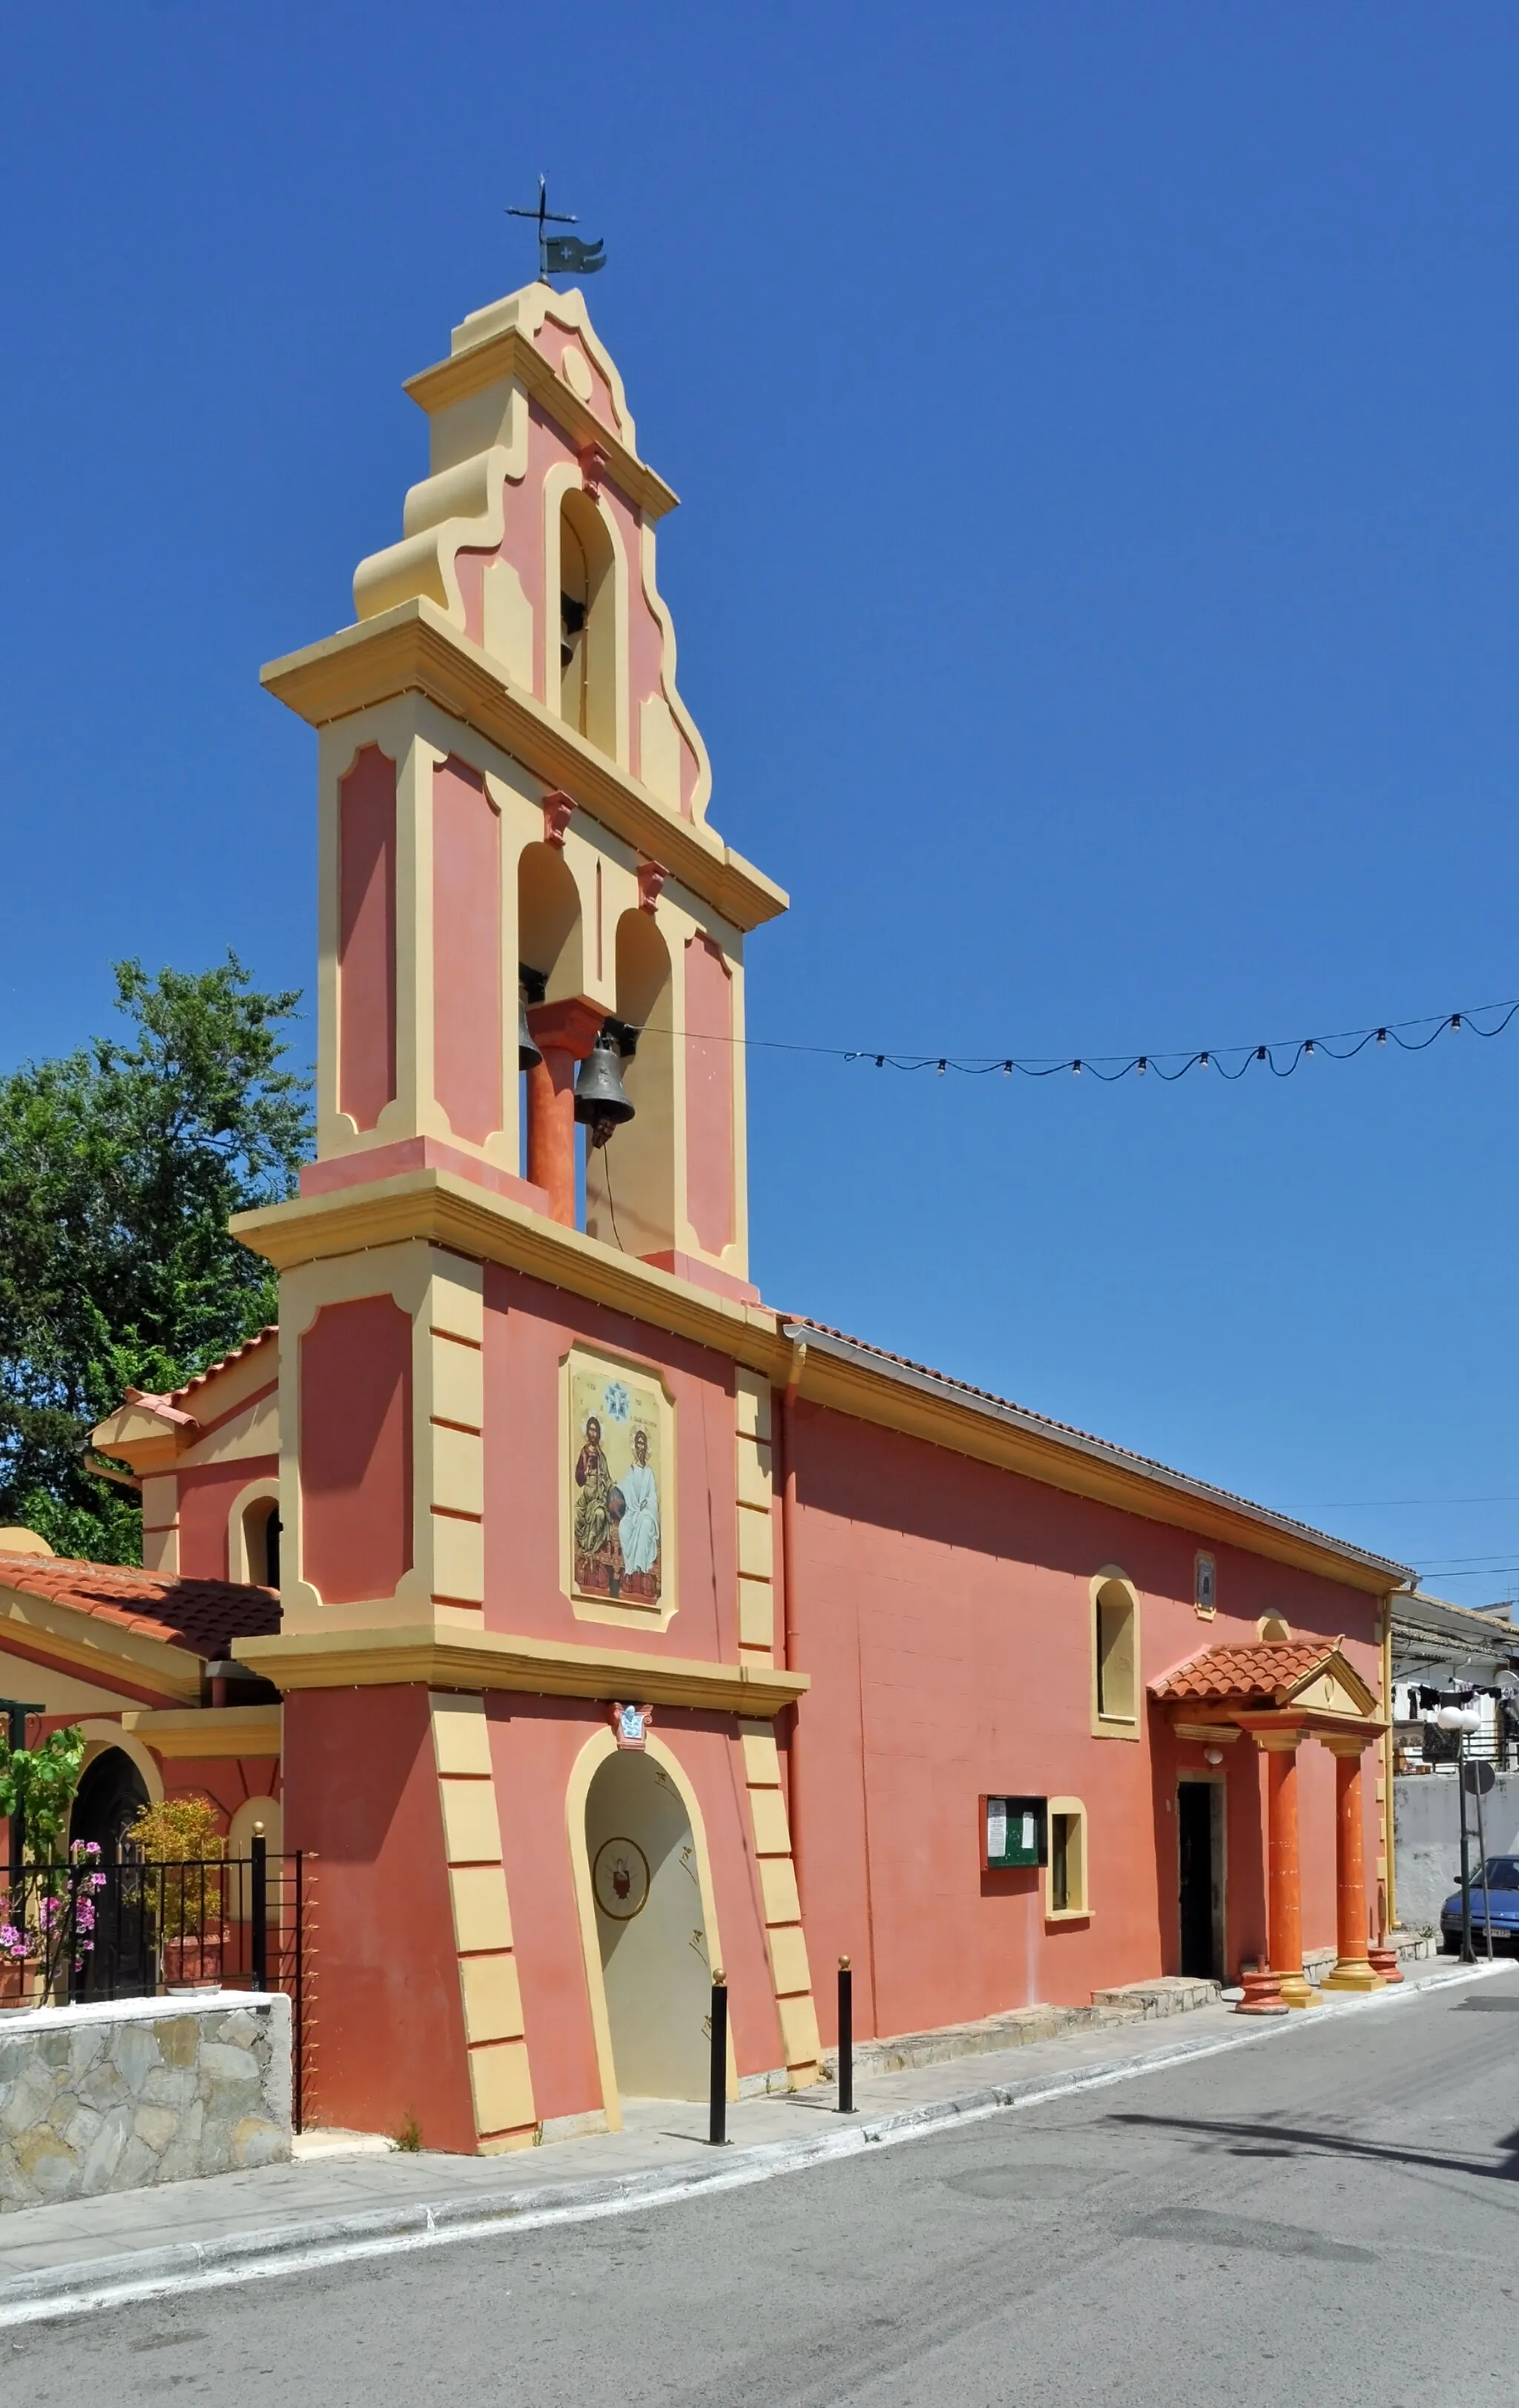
[
  {"xmin": 70, "ymin": 1746, "xmax": 150, "ymax": 1861},
  {"xmin": 585, "ymin": 1749, "xmax": 711, "ymax": 2100},
  {"xmin": 69, "ymin": 1746, "xmax": 153, "ymax": 2000}
]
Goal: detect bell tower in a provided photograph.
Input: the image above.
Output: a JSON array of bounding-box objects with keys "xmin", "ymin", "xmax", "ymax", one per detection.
[
  {"xmin": 265, "ymin": 277, "xmax": 783, "ymax": 1292},
  {"xmin": 234, "ymin": 280, "xmax": 820, "ymax": 2154}
]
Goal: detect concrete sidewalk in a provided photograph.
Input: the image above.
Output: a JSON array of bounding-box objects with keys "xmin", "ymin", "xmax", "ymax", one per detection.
[{"xmin": 0, "ymin": 1956, "xmax": 1502, "ymax": 2326}]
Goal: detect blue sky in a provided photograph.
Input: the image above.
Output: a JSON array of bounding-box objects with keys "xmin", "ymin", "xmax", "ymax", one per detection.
[{"xmin": 3, "ymin": 4, "xmax": 1518, "ymax": 1594}]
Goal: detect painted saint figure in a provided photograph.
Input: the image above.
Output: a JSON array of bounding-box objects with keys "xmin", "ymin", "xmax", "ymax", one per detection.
[
  {"xmin": 618, "ymin": 1427, "xmax": 660, "ymax": 1579},
  {"xmin": 574, "ymin": 1415, "xmax": 625, "ymax": 1593}
]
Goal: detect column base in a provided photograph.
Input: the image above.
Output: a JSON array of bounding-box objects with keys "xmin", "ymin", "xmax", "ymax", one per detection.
[
  {"xmin": 1276, "ymin": 1971, "xmax": 1322, "ymax": 2009},
  {"xmin": 1366, "ymin": 1944, "xmax": 1403, "ymax": 1985},
  {"xmin": 1233, "ymin": 1965, "xmax": 1291, "ymax": 2016},
  {"xmin": 1320, "ymin": 1957, "xmax": 1384, "ymax": 1993}
]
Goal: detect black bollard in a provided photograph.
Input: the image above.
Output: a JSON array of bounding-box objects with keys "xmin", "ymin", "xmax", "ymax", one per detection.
[
  {"xmin": 837, "ymin": 1957, "xmax": 854, "ymax": 2113},
  {"xmin": 708, "ymin": 1972, "xmax": 728, "ymax": 2145},
  {"xmin": 250, "ymin": 1825, "xmax": 268, "ymax": 1992}
]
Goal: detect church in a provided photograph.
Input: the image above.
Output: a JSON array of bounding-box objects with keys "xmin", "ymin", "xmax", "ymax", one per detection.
[{"xmin": 0, "ymin": 276, "xmax": 1412, "ymax": 2152}]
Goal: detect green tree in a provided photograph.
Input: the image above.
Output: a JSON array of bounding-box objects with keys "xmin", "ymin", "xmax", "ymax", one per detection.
[{"xmin": 0, "ymin": 957, "xmax": 310, "ymax": 1563}]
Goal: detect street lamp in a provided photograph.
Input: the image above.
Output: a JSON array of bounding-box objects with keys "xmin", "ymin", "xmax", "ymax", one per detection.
[{"xmin": 1436, "ymin": 1703, "xmax": 1483, "ymax": 1963}]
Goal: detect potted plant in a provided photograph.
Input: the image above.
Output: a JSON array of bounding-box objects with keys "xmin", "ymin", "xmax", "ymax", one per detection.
[{"xmin": 125, "ymin": 1797, "xmax": 228, "ymax": 1987}]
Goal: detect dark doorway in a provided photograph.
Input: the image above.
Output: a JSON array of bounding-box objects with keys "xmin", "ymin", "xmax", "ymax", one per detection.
[
  {"xmin": 69, "ymin": 1748, "xmax": 154, "ymax": 2000},
  {"xmin": 70, "ymin": 1748, "xmax": 150, "ymax": 1862},
  {"xmin": 1178, "ymin": 1779, "xmax": 1225, "ymax": 1979}
]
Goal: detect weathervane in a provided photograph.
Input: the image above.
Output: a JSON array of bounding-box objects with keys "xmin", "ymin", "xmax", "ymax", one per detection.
[{"xmin": 506, "ymin": 177, "xmax": 605, "ymax": 282}]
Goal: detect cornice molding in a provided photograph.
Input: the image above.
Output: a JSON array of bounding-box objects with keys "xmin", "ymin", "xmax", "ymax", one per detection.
[
  {"xmin": 403, "ymin": 327, "xmax": 679, "ymax": 522},
  {"xmin": 236, "ymin": 1622, "xmax": 808, "ymax": 1716},
  {"xmin": 0, "ymin": 1590, "xmax": 202, "ymax": 1708},
  {"xmin": 119, "ymin": 1705, "xmax": 282, "ymax": 1759},
  {"xmin": 260, "ymin": 599, "xmax": 787, "ymax": 933},
  {"xmin": 235, "ymin": 1169, "xmax": 1409, "ymax": 1597},
  {"xmin": 786, "ymin": 1328, "xmax": 1410, "ymax": 1599},
  {"xmin": 233, "ymin": 1166, "xmax": 785, "ymax": 1366}
]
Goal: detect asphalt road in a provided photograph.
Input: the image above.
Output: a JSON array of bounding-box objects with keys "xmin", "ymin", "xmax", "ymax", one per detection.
[{"xmin": 17, "ymin": 1966, "xmax": 1519, "ymax": 2407}]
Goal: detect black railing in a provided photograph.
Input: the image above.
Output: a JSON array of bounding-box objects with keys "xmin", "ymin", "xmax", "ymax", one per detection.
[
  {"xmin": 0, "ymin": 1850, "xmax": 312, "ymax": 2129},
  {"xmin": 1398, "ymin": 1721, "xmax": 1519, "ymax": 1772}
]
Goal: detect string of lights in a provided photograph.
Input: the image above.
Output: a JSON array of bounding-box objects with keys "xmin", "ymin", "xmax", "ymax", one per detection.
[{"xmin": 780, "ymin": 995, "xmax": 1519, "ymax": 1082}]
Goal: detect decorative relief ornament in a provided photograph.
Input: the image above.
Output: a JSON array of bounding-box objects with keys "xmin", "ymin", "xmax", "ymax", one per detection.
[
  {"xmin": 610, "ymin": 1701, "xmax": 653, "ymax": 1749},
  {"xmin": 542, "ymin": 789, "xmax": 575, "ymax": 847},
  {"xmin": 592, "ymin": 1834, "xmax": 650, "ymax": 1920}
]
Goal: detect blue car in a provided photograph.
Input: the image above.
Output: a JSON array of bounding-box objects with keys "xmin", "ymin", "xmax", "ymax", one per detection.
[{"xmin": 1440, "ymin": 1854, "xmax": 1519, "ymax": 1953}]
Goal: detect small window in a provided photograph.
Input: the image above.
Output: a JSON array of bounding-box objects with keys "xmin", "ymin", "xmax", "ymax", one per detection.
[
  {"xmin": 1093, "ymin": 1574, "xmax": 1139, "ymax": 1730},
  {"xmin": 1046, "ymin": 1798, "xmax": 1089, "ymax": 1919},
  {"xmin": 1194, "ymin": 1552, "xmax": 1216, "ymax": 1617},
  {"xmin": 243, "ymin": 1499, "xmax": 281, "ymax": 1589}
]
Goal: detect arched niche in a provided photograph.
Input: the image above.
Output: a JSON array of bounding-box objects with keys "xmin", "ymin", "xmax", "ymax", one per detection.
[
  {"xmin": 518, "ymin": 841, "xmax": 584, "ymax": 1004},
  {"xmin": 558, "ymin": 488, "xmax": 617, "ymax": 757},
  {"xmin": 586, "ymin": 912, "xmax": 674, "ymax": 1257}
]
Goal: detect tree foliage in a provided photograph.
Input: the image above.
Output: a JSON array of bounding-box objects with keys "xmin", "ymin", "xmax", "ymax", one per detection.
[{"xmin": 0, "ymin": 958, "xmax": 310, "ymax": 1562}]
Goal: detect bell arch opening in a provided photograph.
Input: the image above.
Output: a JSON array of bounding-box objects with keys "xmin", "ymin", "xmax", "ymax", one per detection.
[
  {"xmin": 557, "ymin": 490, "xmax": 616, "ymax": 757},
  {"xmin": 586, "ymin": 911, "xmax": 673, "ymax": 1257},
  {"xmin": 584, "ymin": 1748, "xmax": 711, "ymax": 2101}
]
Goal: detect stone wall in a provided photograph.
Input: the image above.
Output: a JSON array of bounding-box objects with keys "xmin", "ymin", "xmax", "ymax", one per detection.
[{"xmin": 0, "ymin": 1990, "xmax": 291, "ymax": 2212}]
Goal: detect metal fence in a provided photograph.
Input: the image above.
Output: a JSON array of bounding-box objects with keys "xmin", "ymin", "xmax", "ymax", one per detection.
[
  {"xmin": 0, "ymin": 1845, "xmax": 312, "ymax": 2129},
  {"xmin": 1397, "ymin": 1720, "xmax": 1519, "ymax": 1772}
]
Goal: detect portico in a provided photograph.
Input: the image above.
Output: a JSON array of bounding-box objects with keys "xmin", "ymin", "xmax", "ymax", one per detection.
[{"xmin": 1155, "ymin": 1641, "xmax": 1387, "ymax": 2004}]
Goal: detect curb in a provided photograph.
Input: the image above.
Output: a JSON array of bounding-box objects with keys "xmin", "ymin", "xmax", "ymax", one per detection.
[{"xmin": 0, "ymin": 1955, "xmax": 1504, "ymax": 2327}]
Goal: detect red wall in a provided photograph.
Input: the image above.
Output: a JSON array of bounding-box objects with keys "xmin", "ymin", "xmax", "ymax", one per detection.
[
  {"xmin": 177, "ymin": 1454, "xmax": 278, "ymax": 1583},
  {"xmin": 683, "ymin": 935, "xmax": 734, "ymax": 1256},
  {"xmin": 300, "ymin": 1296, "xmax": 412, "ymax": 1605},
  {"xmin": 481, "ymin": 1267, "xmax": 737, "ymax": 1657},
  {"xmin": 786, "ymin": 1396, "xmax": 1383, "ymax": 2041},
  {"xmin": 283, "ymin": 1686, "xmax": 477, "ymax": 2151},
  {"xmin": 432, "ymin": 757, "xmax": 501, "ymax": 1146},
  {"xmin": 337, "ymin": 746, "xmax": 397, "ymax": 1133}
]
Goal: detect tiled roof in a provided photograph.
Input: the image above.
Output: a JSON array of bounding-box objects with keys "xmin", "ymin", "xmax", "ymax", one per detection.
[
  {"xmin": 1152, "ymin": 1642, "xmax": 1336, "ymax": 1705},
  {"xmin": 783, "ymin": 1316, "xmax": 1414, "ymax": 1583},
  {"xmin": 165, "ymin": 1326, "xmax": 277, "ymax": 1407},
  {"xmin": 0, "ymin": 1555, "xmax": 280, "ymax": 1659}
]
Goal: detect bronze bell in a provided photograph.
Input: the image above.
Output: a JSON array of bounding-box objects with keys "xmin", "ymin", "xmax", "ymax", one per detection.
[
  {"xmin": 518, "ymin": 1000, "xmax": 543, "ymax": 1073},
  {"xmin": 573, "ymin": 1028, "xmax": 636, "ymax": 1147}
]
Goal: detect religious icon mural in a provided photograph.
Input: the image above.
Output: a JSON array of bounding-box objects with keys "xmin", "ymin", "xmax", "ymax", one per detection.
[{"xmin": 568, "ymin": 1356, "xmax": 668, "ymax": 1606}]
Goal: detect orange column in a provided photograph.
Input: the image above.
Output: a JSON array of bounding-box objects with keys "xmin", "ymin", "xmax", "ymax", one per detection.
[
  {"xmin": 525, "ymin": 999, "xmax": 604, "ymax": 1228},
  {"xmin": 1320, "ymin": 1737, "xmax": 1383, "ymax": 1993},
  {"xmin": 1259, "ymin": 1731, "xmax": 1317, "ymax": 2009}
]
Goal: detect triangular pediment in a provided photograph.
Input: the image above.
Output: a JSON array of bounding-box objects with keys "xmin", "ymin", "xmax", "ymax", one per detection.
[{"xmin": 1276, "ymin": 1648, "xmax": 1377, "ymax": 1718}]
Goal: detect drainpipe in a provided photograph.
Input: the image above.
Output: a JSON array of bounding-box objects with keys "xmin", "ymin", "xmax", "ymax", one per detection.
[{"xmin": 780, "ymin": 1336, "xmax": 807, "ymax": 1905}]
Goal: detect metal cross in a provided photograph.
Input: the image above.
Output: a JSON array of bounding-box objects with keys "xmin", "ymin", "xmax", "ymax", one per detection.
[{"xmin": 506, "ymin": 176, "xmax": 581, "ymax": 280}]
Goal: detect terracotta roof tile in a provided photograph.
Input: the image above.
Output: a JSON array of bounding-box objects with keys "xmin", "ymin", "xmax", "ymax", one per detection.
[
  {"xmin": 0, "ymin": 1555, "xmax": 280, "ymax": 1659},
  {"xmin": 165, "ymin": 1326, "xmax": 277, "ymax": 1407},
  {"xmin": 1152, "ymin": 1642, "xmax": 1334, "ymax": 1705}
]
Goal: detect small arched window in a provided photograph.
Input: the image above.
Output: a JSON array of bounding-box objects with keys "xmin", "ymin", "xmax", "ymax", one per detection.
[
  {"xmin": 1092, "ymin": 1572, "xmax": 1140, "ymax": 1736},
  {"xmin": 243, "ymin": 1499, "xmax": 282, "ymax": 1589}
]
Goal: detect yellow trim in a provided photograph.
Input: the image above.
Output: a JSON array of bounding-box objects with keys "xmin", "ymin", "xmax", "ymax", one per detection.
[
  {"xmin": 236, "ymin": 1170, "xmax": 1402, "ymax": 1598},
  {"xmin": 227, "ymin": 1477, "xmax": 281, "ymax": 1585},
  {"xmin": 1090, "ymin": 1567, "xmax": 1141, "ymax": 1741},
  {"xmin": 119, "ymin": 1705, "xmax": 282, "ymax": 1759},
  {"xmin": 260, "ymin": 600, "xmax": 786, "ymax": 935},
  {"xmin": 403, "ymin": 323, "xmax": 679, "ymax": 523},
  {"xmin": 1044, "ymin": 1795, "xmax": 1090, "ymax": 1921},
  {"xmin": 564, "ymin": 1726, "xmax": 734, "ymax": 2126},
  {"xmin": 565, "ymin": 1727, "xmax": 624, "ymax": 2131},
  {"xmin": 76, "ymin": 1723, "xmax": 165, "ymax": 1807},
  {"xmin": 0, "ymin": 1588, "xmax": 205, "ymax": 1707},
  {"xmin": 234, "ymin": 1620, "xmax": 807, "ymax": 1714}
]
